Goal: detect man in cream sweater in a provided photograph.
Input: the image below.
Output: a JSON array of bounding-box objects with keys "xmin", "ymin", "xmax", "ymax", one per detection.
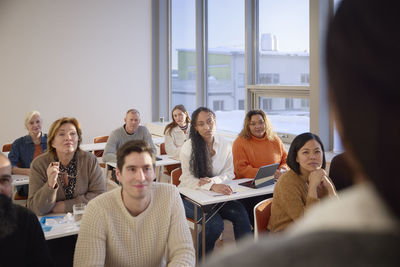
[{"xmin": 74, "ymin": 140, "xmax": 195, "ymax": 267}]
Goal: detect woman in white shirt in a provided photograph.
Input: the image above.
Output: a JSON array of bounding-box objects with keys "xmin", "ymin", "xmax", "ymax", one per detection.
[
  {"xmin": 179, "ymin": 107, "xmax": 251, "ymax": 255},
  {"xmin": 164, "ymin": 105, "xmax": 191, "ymax": 158}
]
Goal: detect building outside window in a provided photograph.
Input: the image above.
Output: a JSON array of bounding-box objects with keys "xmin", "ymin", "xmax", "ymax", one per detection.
[
  {"xmin": 300, "ymin": 73, "xmax": 310, "ymax": 84},
  {"xmin": 154, "ymin": 0, "xmax": 335, "ymax": 149},
  {"xmin": 213, "ymin": 100, "xmax": 225, "ymax": 111},
  {"xmin": 170, "ymin": 0, "xmax": 196, "ymax": 114},
  {"xmin": 259, "ymin": 73, "xmax": 280, "ymax": 84}
]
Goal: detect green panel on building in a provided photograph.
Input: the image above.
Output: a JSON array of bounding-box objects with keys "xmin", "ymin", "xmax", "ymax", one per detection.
[{"xmin": 178, "ymin": 50, "xmax": 231, "ymax": 80}]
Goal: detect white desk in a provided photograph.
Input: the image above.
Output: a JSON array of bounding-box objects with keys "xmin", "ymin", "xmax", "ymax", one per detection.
[
  {"xmin": 12, "ymin": 174, "xmax": 29, "ymax": 186},
  {"xmin": 179, "ymin": 179, "xmax": 275, "ymax": 262},
  {"xmin": 81, "ymin": 136, "xmax": 165, "ymax": 152},
  {"xmin": 154, "ymin": 154, "xmax": 180, "ymax": 167},
  {"xmin": 106, "ymin": 154, "xmax": 180, "ymax": 182},
  {"xmin": 152, "ymin": 136, "xmax": 164, "ymax": 145},
  {"xmin": 107, "ymin": 154, "xmax": 179, "ymax": 168},
  {"xmin": 39, "ymin": 214, "xmax": 80, "ymax": 240},
  {"xmin": 80, "ymin": 142, "xmax": 106, "ymax": 152}
]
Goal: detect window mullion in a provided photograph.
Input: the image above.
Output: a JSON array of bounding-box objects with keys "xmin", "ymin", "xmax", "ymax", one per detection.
[{"xmin": 195, "ymin": 0, "xmax": 207, "ymax": 107}]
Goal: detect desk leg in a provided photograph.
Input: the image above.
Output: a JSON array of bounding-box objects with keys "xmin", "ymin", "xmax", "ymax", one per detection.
[
  {"xmin": 194, "ymin": 206, "xmax": 199, "ymax": 265},
  {"xmin": 155, "ymin": 166, "xmax": 162, "ymax": 182},
  {"xmin": 202, "ymin": 210, "xmax": 206, "ymax": 262}
]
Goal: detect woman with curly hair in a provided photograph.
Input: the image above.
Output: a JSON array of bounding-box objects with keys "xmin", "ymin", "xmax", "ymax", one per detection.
[
  {"xmin": 232, "ymin": 109, "xmax": 288, "ymax": 226},
  {"xmin": 179, "ymin": 107, "xmax": 251, "ymax": 255}
]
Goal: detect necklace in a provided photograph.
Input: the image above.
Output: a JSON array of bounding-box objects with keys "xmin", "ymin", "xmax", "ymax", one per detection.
[{"xmin": 179, "ymin": 124, "xmax": 188, "ymax": 132}]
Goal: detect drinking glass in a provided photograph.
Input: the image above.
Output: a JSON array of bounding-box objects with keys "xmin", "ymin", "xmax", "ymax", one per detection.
[{"xmin": 73, "ymin": 203, "xmax": 86, "ymax": 225}]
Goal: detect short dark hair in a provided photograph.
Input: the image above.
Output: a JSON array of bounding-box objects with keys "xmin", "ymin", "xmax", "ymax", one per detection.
[
  {"xmin": 327, "ymin": 0, "xmax": 400, "ymax": 217},
  {"xmin": 116, "ymin": 140, "xmax": 155, "ymax": 171},
  {"xmin": 287, "ymin": 132, "xmax": 326, "ymax": 175}
]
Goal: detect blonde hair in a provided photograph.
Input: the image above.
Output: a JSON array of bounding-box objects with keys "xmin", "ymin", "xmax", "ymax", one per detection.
[
  {"xmin": 239, "ymin": 109, "xmax": 275, "ymax": 141},
  {"xmin": 24, "ymin": 110, "xmax": 41, "ymax": 130},
  {"xmin": 47, "ymin": 117, "xmax": 82, "ymax": 156}
]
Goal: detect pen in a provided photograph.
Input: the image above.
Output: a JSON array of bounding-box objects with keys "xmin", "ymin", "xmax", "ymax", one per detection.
[{"xmin": 213, "ymin": 191, "xmax": 237, "ymax": 197}]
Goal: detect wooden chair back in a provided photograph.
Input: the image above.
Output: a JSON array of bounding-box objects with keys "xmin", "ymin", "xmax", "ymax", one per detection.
[
  {"xmin": 2, "ymin": 143, "xmax": 12, "ymax": 152},
  {"xmin": 160, "ymin": 143, "xmax": 180, "ymax": 175},
  {"xmin": 160, "ymin": 142, "xmax": 167, "ymax": 155},
  {"xmin": 254, "ymin": 198, "xmax": 273, "ymax": 240},
  {"xmin": 170, "ymin": 167, "xmax": 182, "ymax": 186},
  {"xmin": 93, "ymin": 136, "xmax": 108, "ymax": 157}
]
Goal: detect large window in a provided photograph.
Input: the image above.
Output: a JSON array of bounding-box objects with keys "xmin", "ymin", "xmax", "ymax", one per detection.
[
  {"xmin": 206, "ymin": 0, "xmax": 245, "ymax": 133},
  {"xmin": 154, "ymin": 0, "xmax": 335, "ymax": 149},
  {"xmin": 255, "ymin": 0, "xmax": 310, "ymax": 138},
  {"xmin": 258, "ymin": 0, "xmax": 309, "ymax": 86},
  {"xmin": 171, "ymin": 0, "xmax": 196, "ymax": 115},
  {"xmin": 259, "ymin": 96, "xmax": 309, "ymax": 135},
  {"xmin": 207, "ymin": 0, "xmax": 245, "ymax": 120}
]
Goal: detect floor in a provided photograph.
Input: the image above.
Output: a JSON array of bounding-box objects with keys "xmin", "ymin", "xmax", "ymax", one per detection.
[{"xmin": 213, "ymin": 220, "xmax": 236, "ymax": 251}]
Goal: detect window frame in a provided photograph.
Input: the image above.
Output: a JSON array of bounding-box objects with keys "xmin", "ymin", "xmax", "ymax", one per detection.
[{"xmin": 152, "ymin": 0, "xmax": 335, "ymax": 149}]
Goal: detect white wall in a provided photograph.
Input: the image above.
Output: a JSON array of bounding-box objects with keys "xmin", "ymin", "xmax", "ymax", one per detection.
[{"xmin": 0, "ymin": 0, "xmax": 152, "ymax": 147}]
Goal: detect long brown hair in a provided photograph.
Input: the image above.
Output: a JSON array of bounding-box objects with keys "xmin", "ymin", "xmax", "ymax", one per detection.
[
  {"xmin": 164, "ymin": 104, "xmax": 191, "ymax": 135},
  {"xmin": 238, "ymin": 109, "xmax": 275, "ymax": 141}
]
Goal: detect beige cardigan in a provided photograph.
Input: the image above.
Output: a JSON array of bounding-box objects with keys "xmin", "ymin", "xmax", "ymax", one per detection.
[{"xmin": 28, "ymin": 150, "xmax": 106, "ymax": 215}]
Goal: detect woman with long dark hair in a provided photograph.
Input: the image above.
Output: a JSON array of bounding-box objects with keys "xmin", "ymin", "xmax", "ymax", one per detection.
[{"xmin": 179, "ymin": 107, "xmax": 251, "ymax": 254}]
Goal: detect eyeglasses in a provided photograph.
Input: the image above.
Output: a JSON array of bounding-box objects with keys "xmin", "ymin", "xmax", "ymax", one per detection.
[{"xmin": 249, "ymin": 121, "xmax": 265, "ymax": 127}]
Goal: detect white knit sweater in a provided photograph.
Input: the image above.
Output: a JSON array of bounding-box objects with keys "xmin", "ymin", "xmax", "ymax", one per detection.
[
  {"xmin": 74, "ymin": 183, "xmax": 195, "ymax": 267},
  {"xmin": 164, "ymin": 125, "xmax": 190, "ymax": 158}
]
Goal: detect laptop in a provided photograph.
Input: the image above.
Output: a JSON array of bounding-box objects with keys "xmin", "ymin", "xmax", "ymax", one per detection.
[{"xmin": 238, "ymin": 163, "xmax": 279, "ymax": 189}]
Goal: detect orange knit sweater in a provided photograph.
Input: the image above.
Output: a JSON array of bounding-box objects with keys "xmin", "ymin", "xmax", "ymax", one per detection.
[{"xmin": 232, "ymin": 135, "xmax": 287, "ymax": 179}]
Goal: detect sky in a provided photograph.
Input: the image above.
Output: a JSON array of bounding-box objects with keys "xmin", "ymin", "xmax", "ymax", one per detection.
[
  {"xmin": 169, "ymin": 0, "xmax": 343, "ymax": 151},
  {"xmin": 171, "ymin": 0, "xmax": 309, "ymax": 69}
]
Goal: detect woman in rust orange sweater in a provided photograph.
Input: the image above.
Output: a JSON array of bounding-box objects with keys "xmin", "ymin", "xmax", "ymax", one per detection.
[
  {"xmin": 233, "ymin": 109, "xmax": 287, "ymax": 179},
  {"xmin": 232, "ymin": 109, "xmax": 288, "ymax": 226}
]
